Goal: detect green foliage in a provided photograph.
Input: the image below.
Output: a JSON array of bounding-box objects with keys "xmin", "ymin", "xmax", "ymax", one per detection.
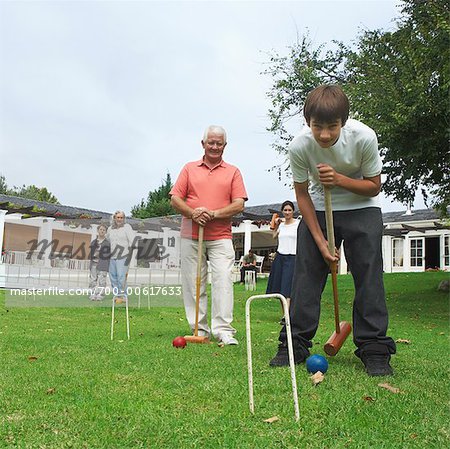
[
  {"xmin": 12, "ymin": 184, "xmax": 60, "ymax": 204},
  {"xmin": 263, "ymin": 34, "xmax": 349, "ymax": 175},
  {"xmin": 346, "ymin": 0, "xmax": 450, "ymax": 215},
  {"xmin": 131, "ymin": 172, "xmax": 176, "ymax": 218},
  {"xmin": 0, "ymin": 173, "xmax": 60, "ymax": 204},
  {"xmin": 0, "ymin": 174, "xmax": 8, "ymax": 194},
  {"xmin": 264, "ymin": 0, "xmax": 450, "ymax": 214}
]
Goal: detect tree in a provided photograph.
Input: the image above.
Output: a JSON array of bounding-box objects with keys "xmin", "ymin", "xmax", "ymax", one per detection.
[
  {"xmin": 0, "ymin": 174, "xmax": 8, "ymax": 194},
  {"xmin": 0, "ymin": 174, "xmax": 60, "ymax": 203},
  {"xmin": 346, "ymin": 0, "xmax": 450, "ymax": 214},
  {"xmin": 264, "ymin": 0, "xmax": 449, "ymax": 214},
  {"xmin": 131, "ymin": 173, "xmax": 176, "ymax": 218},
  {"xmin": 12, "ymin": 184, "xmax": 60, "ymax": 204},
  {"xmin": 263, "ymin": 34, "xmax": 348, "ymax": 172}
]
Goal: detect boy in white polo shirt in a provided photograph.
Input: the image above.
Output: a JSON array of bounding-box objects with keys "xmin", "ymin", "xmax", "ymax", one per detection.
[{"xmin": 270, "ymin": 85, "xmax": 396, "ymax": 376}]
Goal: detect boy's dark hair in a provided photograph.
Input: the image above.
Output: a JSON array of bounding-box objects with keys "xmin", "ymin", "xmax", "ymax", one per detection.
[{"xmin": 303, "ymin": 85, "xmax": 349, "ymax": 126}]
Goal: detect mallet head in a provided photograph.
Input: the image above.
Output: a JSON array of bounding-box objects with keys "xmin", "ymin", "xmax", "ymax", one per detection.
[
  {"xmin": 324, "ymin": 321, "xmax": 352, "ymax": 356},
  {"xmin": 184, "ymin": 335, "xmax": 210, "ymax": 344}
]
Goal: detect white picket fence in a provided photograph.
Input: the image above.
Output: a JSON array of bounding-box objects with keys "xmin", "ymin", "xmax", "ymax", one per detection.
[
  {"xmin": 2, "ymin": 250, "xmax": 45, "ymax": 267},
  {"xmin": 0, "ymin": 250, "xmax": 182, "ymax": 290},
  {"xmin": 0, "ymin": 263, "xmax": 182, "ymax": 290},
  {"xmin": 1, "ymin": 250, "xmax": 92, "ymax": 269}
]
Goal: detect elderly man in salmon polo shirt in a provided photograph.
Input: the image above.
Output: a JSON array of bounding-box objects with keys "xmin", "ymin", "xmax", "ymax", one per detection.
[{"xmin": 170, "ymin": 125, "xmax": 248, "ymax": 345}]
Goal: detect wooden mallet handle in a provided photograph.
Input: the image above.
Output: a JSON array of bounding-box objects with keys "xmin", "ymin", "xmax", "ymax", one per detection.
[
  {"xmin": 324, "ymin": 188, "xmax": 340, "ymax": 334},
  {"xmin": 193, "ymin": 226, "xmax": 204, "ymax": 337}
]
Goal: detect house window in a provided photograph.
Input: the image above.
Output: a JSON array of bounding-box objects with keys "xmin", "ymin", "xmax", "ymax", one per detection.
[
  {"xmin": 410, "ymin": 239, "xmax": 423, "ymax": 267},
  {"xmin": 392, "ymin": 239, "xmax": 404, "ymax": 267},
  {"xmin": 445, "ymin": 236, "xmax": 449, "ymax": 266},
  {"xmin": 167, "ymin": 237, "xmax": 175, "ymax": 248}
]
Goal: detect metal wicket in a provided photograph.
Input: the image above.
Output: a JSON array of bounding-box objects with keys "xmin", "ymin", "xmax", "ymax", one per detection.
[
  {"xmin": 110, "ymin": 296, "xmax": 130, "ymax": 340},
  {"xmin": 245, "ymin": 293, "xmax": 300, "ymax": 421}
]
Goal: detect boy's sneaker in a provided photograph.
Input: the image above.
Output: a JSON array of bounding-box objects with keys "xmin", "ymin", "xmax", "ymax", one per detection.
[
  {"xmin": 269, "ymin": 342, "xmax": 307, "ymax": 367},
  {"xmin": 361, "ymin": 352, "xmax": 393, "ymax": 376}
]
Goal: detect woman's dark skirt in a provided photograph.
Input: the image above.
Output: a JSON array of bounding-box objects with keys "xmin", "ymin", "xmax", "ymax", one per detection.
[{"xmin": 266, "ymin": 252, "xmax": 296, "ymax": 298}]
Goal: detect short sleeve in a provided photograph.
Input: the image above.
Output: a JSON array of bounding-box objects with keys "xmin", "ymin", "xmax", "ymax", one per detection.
[
  {"xmin": 361, "ymin": 134, "xmax": 382, "ymax": 178},
  {"xmin": 170, "ymin": 165, "xmax": 189, "ymax": 198},
  {"xmin": 231, "ymin": 168, "xmax": 248, "ymax": 201},
  {"xmin": 289, "ymin": 141, "xmax": 309, "ymax": 184}
]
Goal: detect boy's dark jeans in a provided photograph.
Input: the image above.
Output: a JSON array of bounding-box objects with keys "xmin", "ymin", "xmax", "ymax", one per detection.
[{"xmin": 279, "ymin": 207, "xmax": 396, "ymax": 357}]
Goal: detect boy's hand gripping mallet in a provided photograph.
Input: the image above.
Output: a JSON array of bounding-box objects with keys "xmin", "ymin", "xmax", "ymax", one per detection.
[
  {"xmin": 323, "ymin": 188, "xmax": 352, "ymax": 356},
  {"xmin": 184, "ymin": 225, "xmax": 209, "ymax": 344}
]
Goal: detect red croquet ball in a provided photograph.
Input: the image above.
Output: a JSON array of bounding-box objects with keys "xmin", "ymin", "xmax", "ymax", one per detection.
[{"xmin": 172, "ymin": 336, "xmax": 187, "ymax": 349}]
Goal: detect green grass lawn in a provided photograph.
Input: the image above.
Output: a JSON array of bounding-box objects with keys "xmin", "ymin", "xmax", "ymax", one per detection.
[{"xmin": 0, "ymin": 272, "xmax": 449, "ymax": 448}]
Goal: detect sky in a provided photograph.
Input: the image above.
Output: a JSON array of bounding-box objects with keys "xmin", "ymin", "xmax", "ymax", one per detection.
[{"xmin": 0, "ymin": 0, "xmax": 427, "ymax": 215}]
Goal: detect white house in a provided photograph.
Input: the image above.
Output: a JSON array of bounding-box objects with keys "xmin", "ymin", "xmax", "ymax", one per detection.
[
  {"xmin": 231, "ymin": 203, "xmax": 450, "ymax": 274},
  {"xmin": 0, "ymin": 194, "xmax": 182, "ymax": 289},
  {"xmin": 1, "ymin": 194, "xmax": 448, "ymax": 290}
]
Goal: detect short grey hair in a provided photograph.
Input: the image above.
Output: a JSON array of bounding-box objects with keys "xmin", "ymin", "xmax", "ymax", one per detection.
[
  {"xmin": 202, "ymin": 125, "xmax": 227, "ymax": 143},
  {"xmin": 111, "ymin": 210, "xmax": 126, "ymax": 228}
]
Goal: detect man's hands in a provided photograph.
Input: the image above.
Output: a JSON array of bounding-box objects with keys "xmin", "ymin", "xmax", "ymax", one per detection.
[{"xmin": 191, "ymin": 207, "xmax": 215, "ymax": 226}]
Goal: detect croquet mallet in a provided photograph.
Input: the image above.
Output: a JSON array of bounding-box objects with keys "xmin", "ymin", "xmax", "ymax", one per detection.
[
  {"xmin": 184, "ymin": 225, "xmax": 209, "ymax": 343},
  {"xmin": 323, "ymin": 187, "xmax": 352, "ymax": 356},
  {"xmin": 269, "ymin": 212, "xmax": 279, "ymax": 230}
]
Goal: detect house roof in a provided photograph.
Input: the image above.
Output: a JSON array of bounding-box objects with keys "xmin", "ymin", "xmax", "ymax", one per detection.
[
  {"xmin": 0, "ymin": 193, "xmax": 181, "ymax": 232},
  {"xmin": 239, "ymin": 203, "xmax": 300, "ymax": 220},
  {"xmin": 0, "ymin": 193, "xmax": 111, "ymax": 219},
  {"xmin": 1, "ymin": 193, "xmax": 447, "ymax": 230},
  {"xmin": 240, "ymin": 202, "xmax": 446, "ymax": 224},
  {"xmin": 380, "ymin": 209, "xmax": 442, "ymax": 223}
]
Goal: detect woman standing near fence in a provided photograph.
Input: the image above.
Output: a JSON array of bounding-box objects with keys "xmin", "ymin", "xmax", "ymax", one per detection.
[
  {"xmin": 266, "ymin": 200, "xmax": 299, "ymax": 314},
  {"xmin": 107, "ymin": 211, "xmax": 135, "ymax": 303}
]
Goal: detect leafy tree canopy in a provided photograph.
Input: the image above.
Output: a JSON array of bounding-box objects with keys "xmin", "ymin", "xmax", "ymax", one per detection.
[
  {"xmin": 0, "ymin": 175, "xmax": 8, "ymax": 194},
  {"xmin": 0, "ymin": 174, "xmax": 60, "ymax": 204},
  {"xmin": 131, "ymin": 173, "xmax": 176, "ymax": 219},
  {"xmin": 265, "ymin": 0, "xmax": 449, "ymax": 214}
]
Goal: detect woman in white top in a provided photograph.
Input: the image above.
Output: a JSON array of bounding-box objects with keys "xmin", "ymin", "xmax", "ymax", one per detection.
[
  {"xmin": 107, "ymin": 211, "xmax": 135, "ymax": 302},
  {"xmin": 266, "ymin": 200, "xmax": 299, "ymax": 311}
]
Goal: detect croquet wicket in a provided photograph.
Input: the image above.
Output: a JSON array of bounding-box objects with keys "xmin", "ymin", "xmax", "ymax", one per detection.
[{"xmin": 245, "ymin": 293, "xmax": 300, "ymax": 421}]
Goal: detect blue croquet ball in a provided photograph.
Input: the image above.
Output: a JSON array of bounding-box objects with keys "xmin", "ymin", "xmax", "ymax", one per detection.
[{"xmin": 306, "ymin": 354, "xmax": 328, "ymax": 374}]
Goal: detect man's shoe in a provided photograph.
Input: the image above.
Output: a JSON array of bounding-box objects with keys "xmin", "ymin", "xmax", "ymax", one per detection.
[
  {"xmin": 269, "ymin": 342, "xmax": 307, "ymax": 367},
  {"xmin": 220, "ymin": 334, "xmax": 238, "ymax": 345},
  {"xmin": 361, "ymin": 352, "xmax": 393, "ymax": 376}
]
